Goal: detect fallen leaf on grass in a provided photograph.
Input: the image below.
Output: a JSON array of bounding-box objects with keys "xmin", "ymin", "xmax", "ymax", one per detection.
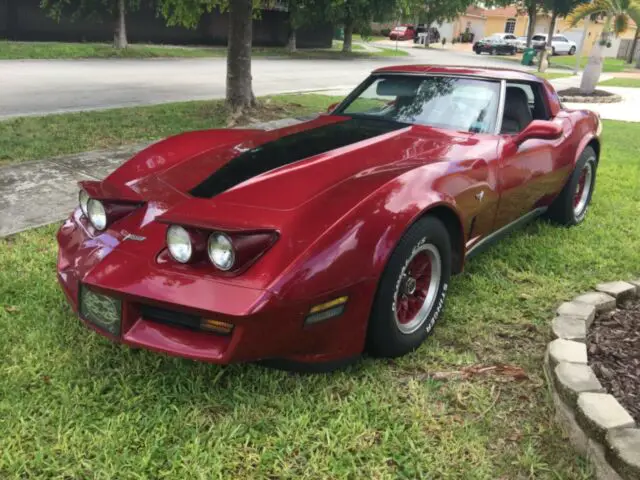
[
  {"xmin": 4, "ymin": 305, "xmax": 20, "ymax": 313},
  {"xmin": 430, "ymin": 364, "xmax": 528, "ymax": 382}
]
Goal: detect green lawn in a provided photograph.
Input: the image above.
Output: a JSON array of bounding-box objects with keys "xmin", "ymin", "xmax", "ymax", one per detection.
[
  {"xmin": 549, "ymin": 55, "xmax": 629, "ymax": 72},
  {"xmin": 599, "ymin": 77, "xmax": 640, "ymax": 87},
  {"xmin": 1, "ymin": 104, "xmax": 639, "ymax": 476},
  {"xmin": 0, "ymin": 40, "xmax": 407, "ymax": 60},
  {"xmin": 0, "ymin": 94, "xmax": 341, "ymax": 165},
  {"xmin": 535, "ymin": 72, "xmax": 574, "ymax": 80}
]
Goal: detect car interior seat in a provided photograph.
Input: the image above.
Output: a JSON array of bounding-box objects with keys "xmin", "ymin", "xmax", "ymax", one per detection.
[{"xmin": 501, "ymin": 86, "xmax": 533, "ymax": 134}]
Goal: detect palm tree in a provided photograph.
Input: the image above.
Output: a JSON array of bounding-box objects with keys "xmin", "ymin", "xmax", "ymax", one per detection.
[{"xmin": 568, "ymin": 0, "xmax": 640, "ymax": 93}]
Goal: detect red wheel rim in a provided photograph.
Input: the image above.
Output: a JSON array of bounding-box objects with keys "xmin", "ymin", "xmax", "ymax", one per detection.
[
  {"xmin": 573, "ymin": 169, "xmax": 587, "ymax": 208},
  {"xmin": 393, "ymin": 243, "xmax": 442, "ymax": 334},
  {"xmin": 573, "ymin": 162, "xmax": 593, "ymax": 217}
]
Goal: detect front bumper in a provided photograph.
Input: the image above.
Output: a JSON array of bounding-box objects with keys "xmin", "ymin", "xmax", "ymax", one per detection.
[{"xmin": 56, "ymin": 214, "xmax": 374, "ymax": 365}]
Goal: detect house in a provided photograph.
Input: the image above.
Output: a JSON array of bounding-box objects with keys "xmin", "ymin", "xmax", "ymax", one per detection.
[
  {"xmin": 438, "ymin": 6, "xmax": 487, "ymax": 43},
  {"xmin": 481, "ymin": 5, "xmax": 636, "ymax": 57}
]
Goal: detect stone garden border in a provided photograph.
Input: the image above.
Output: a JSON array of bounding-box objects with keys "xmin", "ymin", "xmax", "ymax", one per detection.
[{"xmin": 544, "ymin": 280, "xmax": 640, "ymax": 480}]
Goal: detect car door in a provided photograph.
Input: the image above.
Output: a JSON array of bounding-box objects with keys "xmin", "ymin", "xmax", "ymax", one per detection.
[{"xmin": 493, "ymin": 81, "xmax": 569, "ymax": 229}]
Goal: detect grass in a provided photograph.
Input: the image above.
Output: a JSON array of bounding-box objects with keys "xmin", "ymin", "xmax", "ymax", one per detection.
[
  {"xmin": 534, "ymin": 72, "xmax": 574, "ymax": 80},
  {"xmin": 0, "ymin": 40, "xmax": 407, "ymax": 60},
  {"xmin": 549, "ymin": 55, "xmax": 630, "ymax": 72},
  {"xmin": 0, "ymin": 94, "xmax": 342, "ymax": 165},
  {"xmin": 1, "ymin": 108, "xmax": 639, "ymax": 476},
  {"xmin": 599, "ymin": 77, "xmax": 640, "ymax": 87}
]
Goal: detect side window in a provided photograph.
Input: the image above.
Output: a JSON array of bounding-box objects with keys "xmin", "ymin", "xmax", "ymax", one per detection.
[
  {"xmin": 501, "ymin": 82, "xmax": 550, "ymax": 134},
  {"xmin": 508, "ymin": 82, "xmax": 549, "ymax": 120}
]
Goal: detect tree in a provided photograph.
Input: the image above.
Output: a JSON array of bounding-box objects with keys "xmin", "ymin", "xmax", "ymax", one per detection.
[
  {"xmin": 40, "ymin": 0, "xmax": 139, "ymax": 49},
  {"xmin": 627, "ymin": 26, "xmax": 639, "ymax": 63},
  {"xmin": 568, "ymin": 0, "xmax": 640, "ymax": 92},
  {"xmin": 158, "ymin": 0, "xmax": 256, "ymax": 115},
  {"xmin": 327, "ymin": 0, "xmax": 397, "ymax": 52},
  {"xmin": 400, "ymin": 0, "xmax": 475, "ymax": 47},
  {"xmin": 538, "ymin": 0, "xmax": 588, "ymax": 71},
  {"xmin": 285, "ymin": 0, "xmax": 326, "ymax": 52}
]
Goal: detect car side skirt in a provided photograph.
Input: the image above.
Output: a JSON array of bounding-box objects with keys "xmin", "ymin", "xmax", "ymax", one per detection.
[{"xmin": 466, "ymin": 207, "xmax": 548, "ymax": 260}]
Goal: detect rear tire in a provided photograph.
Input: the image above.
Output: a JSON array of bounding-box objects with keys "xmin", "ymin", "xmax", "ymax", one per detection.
[
  {"xmin": 547, "ymin": 146, "xmax": 597, "ymax": 226},
  {"xmin": 367, "ymin": 216, "xmax": 452, "ymax": 358},
  {"xmin": 491, "ymin": 47, "xmax": 497, "ymax": 55}
]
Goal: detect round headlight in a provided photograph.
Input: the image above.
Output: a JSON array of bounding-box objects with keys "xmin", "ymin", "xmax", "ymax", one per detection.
[
  {"xmin": 208, "ymin": 233, "xmax": 235, "ymax": 271},
  {"xmin": 167, "ymin": 225, "xmax": 193, "ymax": 264},
  {"xmin": 87, "ymin": 198, "xmax": 107, "ymax": 231},
  {"xmin": 79, "ymin": 190, "xmax": 90, "ymax": 216}
]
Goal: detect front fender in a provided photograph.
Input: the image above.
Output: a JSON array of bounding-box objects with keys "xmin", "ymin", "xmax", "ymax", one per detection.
[{"xmin": 271, "ymin": 169, "xmax": 465, "ymax": 303}]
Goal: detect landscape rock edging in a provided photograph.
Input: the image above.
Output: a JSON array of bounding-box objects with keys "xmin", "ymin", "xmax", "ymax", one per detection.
[{"xmin": 544, "ymin": 280, "xmax": 640, "ymax": 480}]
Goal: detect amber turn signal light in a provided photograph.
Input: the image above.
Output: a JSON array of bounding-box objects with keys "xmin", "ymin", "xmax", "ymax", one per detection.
[
  {"xmin": 200, "ymin": 319, "xmax": 234, "ymax": 335},
  {"xmin": 305, "ymin": 296, "xmax": 348, "ymax": 325}
]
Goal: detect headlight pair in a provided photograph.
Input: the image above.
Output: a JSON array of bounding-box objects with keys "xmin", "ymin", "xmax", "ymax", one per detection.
[{"xmin": 166, "ymin": 225, "xmax": 235, "ymax": 271}]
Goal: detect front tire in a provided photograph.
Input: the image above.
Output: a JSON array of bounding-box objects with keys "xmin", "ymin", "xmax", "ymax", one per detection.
[
  {"xmin": 569, "ymin": 46, "xmax": 576, "ymax": 55},
  {"xmin": 491, "ymin": 47, "xmax": 497, "ymax": 55},
  {"xmin": 367, "ymin": 216, "xmax": 452, "ymax": 358},
  {"xmin": 547, "ymin": 146, "xmax": 597, "ymax": 226}
]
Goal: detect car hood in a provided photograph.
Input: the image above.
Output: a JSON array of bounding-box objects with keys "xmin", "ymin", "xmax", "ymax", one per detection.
[{"xmin": 145, "ymin": 116, "xmax": 452, "ymax": 213}]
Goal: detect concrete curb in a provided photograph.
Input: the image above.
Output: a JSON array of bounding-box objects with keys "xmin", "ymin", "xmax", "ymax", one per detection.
[{"xmin": 544, "ymin": 280, "xmax": 640, "ymax": 480}]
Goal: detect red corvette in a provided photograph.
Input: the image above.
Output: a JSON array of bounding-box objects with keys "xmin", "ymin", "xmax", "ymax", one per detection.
[{"xmin": 57, "ymin": 66, "xmax": 601, "ymax": 371}]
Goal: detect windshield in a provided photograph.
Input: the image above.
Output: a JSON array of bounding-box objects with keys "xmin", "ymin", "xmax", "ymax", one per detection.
[{"xmin": 337, "ymin": 75, "xmax": 501, "ymax": 134}]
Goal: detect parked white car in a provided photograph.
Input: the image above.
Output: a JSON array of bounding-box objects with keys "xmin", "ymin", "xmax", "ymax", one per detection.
[
  {"xmin": 515, "ymin": 36, "xmax": 528, "ymax": 52},
  {"xmin": 531, "ymin": 33, "xmax": 577, "ymax": 55},
  {"xmin": 491, "ymin": 33, "xmax": 519, "ymax": 46}
]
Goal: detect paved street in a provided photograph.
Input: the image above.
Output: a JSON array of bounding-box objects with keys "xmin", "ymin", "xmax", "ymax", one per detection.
[{"xmin": 0, "ymin": 47, "xmax": 537, "ymax": 119}]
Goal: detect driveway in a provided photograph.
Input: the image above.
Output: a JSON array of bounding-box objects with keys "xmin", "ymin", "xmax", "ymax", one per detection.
[{"xmin": 0, "ymin": 47, "xmax": 538, "ymax": 119}]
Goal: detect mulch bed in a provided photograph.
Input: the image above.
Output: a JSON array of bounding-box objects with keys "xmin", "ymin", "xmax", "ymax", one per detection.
[
  {"xmin": 557, "ymin": 88, "xmax": 622, "ymax": 104},
  {"xmin": 587, "ymin": 299, "xmax": 640, "ymax": 423}
]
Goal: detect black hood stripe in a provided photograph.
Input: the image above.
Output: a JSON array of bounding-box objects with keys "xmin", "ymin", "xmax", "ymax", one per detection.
[{"xmin": 189, "ymin": 117, "xmax": 405, "ymax": 199}]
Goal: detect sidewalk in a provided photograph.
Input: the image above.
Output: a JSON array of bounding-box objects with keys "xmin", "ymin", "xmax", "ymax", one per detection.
[
  {"xmin": 549, "ymin": 75, "xmax": 640, "ymax": 122},
  {"xmin": 0, "ymin": 117, "xmax": 303, "ymax": 238}
]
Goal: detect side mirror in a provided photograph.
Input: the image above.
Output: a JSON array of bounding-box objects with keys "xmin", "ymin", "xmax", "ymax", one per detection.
[
  {"xmin": 327, "ymin": 102, "xmax": 339, "ymax": 114},
  {"xmin": 514, "ymin": 120, "xmax": 562, "ymax": 146}
]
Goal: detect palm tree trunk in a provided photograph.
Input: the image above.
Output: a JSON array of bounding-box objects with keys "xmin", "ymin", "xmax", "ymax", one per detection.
[
  {"xmin": 113, "ymin": 0, "xmax": 128, "ymax": 49},
  {"xmin": 581, "ymin": 36, "xmax": 606, "ymax": 94},
  {"xmin": 539, "ymin": 10, "xmax": 558, "ymax": 72},
  {"xmin": 526, "ymin": 3, "xmax": 537, "ymax": 48},
  {"xmin": 628, "ymin": 28, "xmax": 639, "ymax": 64}
]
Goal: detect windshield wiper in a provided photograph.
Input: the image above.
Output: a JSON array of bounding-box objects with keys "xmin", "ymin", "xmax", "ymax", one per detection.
[{"xmin": 345, "ymin": 112, "xmax": 411, "ymax": 127}]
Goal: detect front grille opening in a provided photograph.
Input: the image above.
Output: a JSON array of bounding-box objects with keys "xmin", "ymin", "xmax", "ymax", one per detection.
[
  {"xmin": 139, "ymin": 304, "xmax": 202, "ymax": 331},
  {"xmin": 139, "ymin": 304, "xmax": 232, "ymax": 335}
]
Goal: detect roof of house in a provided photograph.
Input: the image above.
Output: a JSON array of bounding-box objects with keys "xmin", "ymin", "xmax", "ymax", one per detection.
[
  {"xmin": 481, "ymin": 6, "xmax": 519, "ymax": 18},
  {"xmin": 464, "ymin": 6, "xmax": 487, "ymax": 18}
]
